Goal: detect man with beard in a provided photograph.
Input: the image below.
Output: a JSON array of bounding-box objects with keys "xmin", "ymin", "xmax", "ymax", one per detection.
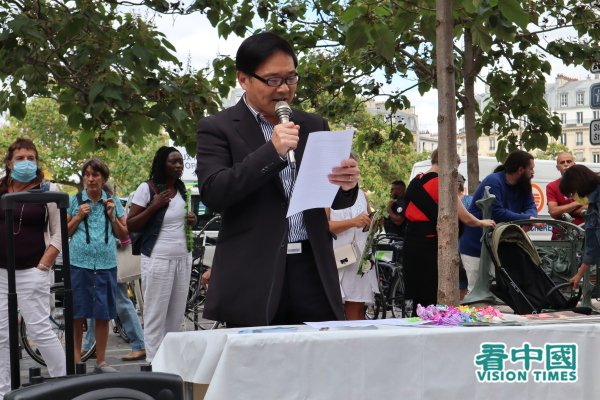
[{"xmin": 459, "ymin": 150, "xmax": 538, "ymax": 291}]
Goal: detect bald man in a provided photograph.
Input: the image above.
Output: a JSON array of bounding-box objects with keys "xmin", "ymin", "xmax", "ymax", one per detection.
[{"xmin": 546, "ymin": 152, "xmax": 586, "ymax": 231}]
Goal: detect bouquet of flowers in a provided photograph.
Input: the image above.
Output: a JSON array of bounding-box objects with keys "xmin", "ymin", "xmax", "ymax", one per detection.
[
  {"xmin": 416, "ymin": 304, "xmax": 504, "ymax": 326},
  {"xmin": 184, "ymin": 188, "xmax": 194, "ymax": 252}
]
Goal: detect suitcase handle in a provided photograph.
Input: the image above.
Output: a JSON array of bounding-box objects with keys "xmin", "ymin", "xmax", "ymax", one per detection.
[{"xmin": 1, "ymin": 190, "xmax": 70, "ymax": 209}]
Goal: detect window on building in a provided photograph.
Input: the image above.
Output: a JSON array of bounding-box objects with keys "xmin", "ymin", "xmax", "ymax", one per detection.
[
  {"xmin": 560, "ymin": 113, "xmax": 567, "ymax": 124},
  {"xmin": 577, "ymin": 112, "xmax": 584, "ymax": 124},
  {"xmin": 560, "ymin": 133, "xmax": 567, "ymax": 145},
  {"xmin": 576, "ymin": 131, "xmax": 583, "ymax": 146},
  {"xmin": 489, "ymin": 137, "xmax": 496, "ymax": 150},
  {"xmin": 575, "ymin": 152, "xmax": 584, "ymax": 162},
  {"xmin": 576, "ymin": 91, "xmax": 585, "ymax": 106},
  {"xmin": 594, "ymin": 153, "xmax": 600, "ymax": 163},
  {"xmin": 560, "ymin": 93, "xmax": 568, "ymax": 107}
]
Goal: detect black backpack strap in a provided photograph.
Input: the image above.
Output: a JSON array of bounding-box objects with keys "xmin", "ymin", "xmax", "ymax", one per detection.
[
  {"xmin": 408, "ymin": 173, "xmax": 439, "ymax": 222},
  {"xmin": 147, "ymin": 180, "xmax": 156, "ymax": 198},
  {"xmin": 76, "ymin": 192, "xmax": 91, "ymax": 244},
  {"xmin": 147, "ymin": 180, "xmax": 157, "ymax": 204}
]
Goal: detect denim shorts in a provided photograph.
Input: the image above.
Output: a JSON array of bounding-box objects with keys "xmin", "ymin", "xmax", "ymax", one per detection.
[{"xmin": 71, "ymin": 265, "xmax": 117, "ymax": 320}]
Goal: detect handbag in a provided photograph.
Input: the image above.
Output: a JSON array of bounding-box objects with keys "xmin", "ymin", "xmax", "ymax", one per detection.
[
  {"xmin": 334, "ymin": 240, "xmax": 359, "ymax": 269},
  {"xmin": 117, "ymin": 241, "xmax": 141, "ymax": 282},
  {"xmin": 129, "ymin": 180, "xmax": 156, "ymax": 256}
]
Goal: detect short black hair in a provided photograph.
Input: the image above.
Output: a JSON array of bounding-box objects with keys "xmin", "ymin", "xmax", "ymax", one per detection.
[
  {"xmin": 391, "ymin": 180, "xmax": 405, "ymax": 188},
  {"xmin": 149, "ymin": 146, "xmax": 181, "ymax": 184},
  {"xmin": 236, "ymin": 32, "xmax": 298, "ymax": 75}
]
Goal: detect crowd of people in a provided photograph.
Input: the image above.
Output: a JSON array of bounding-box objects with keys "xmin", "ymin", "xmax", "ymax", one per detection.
[
  {"xmin": 1, "ymin": 30, "xmax": 599, "ymax": 397},
  {"xmin": 0, "ymin": 140, "xmax": 197, "ymax": 397}
]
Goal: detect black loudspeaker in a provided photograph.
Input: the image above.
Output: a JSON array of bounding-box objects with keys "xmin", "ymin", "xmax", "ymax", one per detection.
[{"xmin": 5, "ymin": 372, "xmax": 183, "ymax": 400}]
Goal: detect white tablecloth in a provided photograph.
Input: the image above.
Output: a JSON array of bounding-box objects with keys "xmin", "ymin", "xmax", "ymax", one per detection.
[{"xmin": 152, "ymin": 323, "xmax": 600, "ymax": 400}]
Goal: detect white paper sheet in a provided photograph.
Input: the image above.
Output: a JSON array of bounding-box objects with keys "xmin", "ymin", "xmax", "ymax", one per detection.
[
  {"xmin": 304, "ymin": 318, "xmax": 430, "ymax": 329},
  {"xmin": 286, "ymin": 129, "xmax": 354, "ymax": 217}
]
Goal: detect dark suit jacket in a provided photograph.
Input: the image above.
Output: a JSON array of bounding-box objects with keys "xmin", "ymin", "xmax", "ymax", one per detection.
[{"xmin": 195, "ymin": 99, "xmax": 357, "ymax": 326}]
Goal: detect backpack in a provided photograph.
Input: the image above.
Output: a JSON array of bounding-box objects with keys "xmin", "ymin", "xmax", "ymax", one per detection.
[
  {"xmin": 75, "ymin": 192, "xmax": 115, "ymax": 244},
  {"xmin": 130, "ymin": 181, "xmax": 156, "ymax": 256}
]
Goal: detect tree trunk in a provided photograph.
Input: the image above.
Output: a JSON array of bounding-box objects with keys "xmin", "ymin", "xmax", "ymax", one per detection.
[
  {"xmin": 435, "ymin": 0, "xmax": 459, "ymax": 306},
  {"xmin": 463, "ymin": 29, "xmax": 480, "ymax": 194}
]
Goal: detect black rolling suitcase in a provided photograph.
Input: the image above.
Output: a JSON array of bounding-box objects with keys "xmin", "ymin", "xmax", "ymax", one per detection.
[{"xmin": 2, "ymin": 190, "xmax": 75, "ymax": 390}]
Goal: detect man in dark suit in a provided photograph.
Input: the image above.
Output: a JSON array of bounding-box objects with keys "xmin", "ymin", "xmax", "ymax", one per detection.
[{"xmin": 196, "ymin": 32, "xmax": 359, "ymax": 327}]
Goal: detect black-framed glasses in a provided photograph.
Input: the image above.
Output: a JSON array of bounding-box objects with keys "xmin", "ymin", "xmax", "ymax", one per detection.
[{"xmin": 249, "ymin": 72, "xmax": 300, "ymax": 87}]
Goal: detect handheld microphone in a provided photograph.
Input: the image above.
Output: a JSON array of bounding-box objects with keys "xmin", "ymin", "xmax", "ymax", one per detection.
[{"xmin": 274, "ymin": 101, "xmax": 295, "ymax": 170}]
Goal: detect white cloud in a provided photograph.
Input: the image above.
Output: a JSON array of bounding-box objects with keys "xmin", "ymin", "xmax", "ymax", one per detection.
[
  {"xmin": 152, "ymin": 13, "xmax": 243, "ymax": 68},
  {"xmin": 409, "ymin": 89, "xmax": 439, "ymax": 133}
]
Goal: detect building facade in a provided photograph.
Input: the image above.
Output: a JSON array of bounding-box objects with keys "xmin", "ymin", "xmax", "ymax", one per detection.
[
  {"xmin": 364, "ymin": 99, "xmax": 422, "ymax": 149},
  {"xmin": 546, "ymin": 74, "xmax": 600, "ymax": 162},
  {"xmin": 462, "ymin": 74, "xmax": 600, "ymax": 160}
]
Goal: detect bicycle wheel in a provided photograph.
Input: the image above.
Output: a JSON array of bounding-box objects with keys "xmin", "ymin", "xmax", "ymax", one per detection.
[
  {"xmin": 112, "ymin": 316, "xmax": 130, "ymax": 343},
  {"xmin": 182, "ymin": 265, "xmax": 207, "ymax": 330},
  {"xmin": 365, "ymin": 293, "xmax": 385, "ymax": 320},
  {"xmin": 388, "ymin": 273, "xmax": 406, "ymax": 318},
  {"xmin": 367, "ymin": 259, "xmax": 400, "ymax": 320},
  {"xmin": 20, "ymin": 285, "xmax": 96, "ymax": 366}
]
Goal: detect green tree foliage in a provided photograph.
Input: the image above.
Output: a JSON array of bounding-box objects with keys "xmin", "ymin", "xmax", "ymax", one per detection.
[
  {"xmin": 534, "ymin": 141, "xmax": 571, "ymax": 161},
  {"xmin": 183, "ymin": 0, "xmax": 599, "ymax": 185},
  {"xmin": 0, "ymin": 98, "xmax": 167, "ymax": 194},
  {"xmin": 3, "ymin": 1, "xmax": 598, "ymax": 195},
  {"xmin": 0, "ymin": 0, "xmax": 236, "ymax": 153},
  {"xmin": 322, "ymin": 97, "xmax": 425, "ymax": 209}
]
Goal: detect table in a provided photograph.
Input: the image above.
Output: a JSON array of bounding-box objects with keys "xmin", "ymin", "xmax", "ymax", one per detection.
[{"xmin": 152, "ymin": 323, "xmax": 600, "ymax": 400}]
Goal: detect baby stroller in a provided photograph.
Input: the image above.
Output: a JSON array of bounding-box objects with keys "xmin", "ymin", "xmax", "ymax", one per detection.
[{"xmin": 485, "ymin": 223, "xmax": 585, "ymax": 315}]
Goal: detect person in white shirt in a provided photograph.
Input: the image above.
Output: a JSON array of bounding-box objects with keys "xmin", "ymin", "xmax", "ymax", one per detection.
[{"xmin": 126, "ymin": 146, "xmax": 196, "ymax": 363}]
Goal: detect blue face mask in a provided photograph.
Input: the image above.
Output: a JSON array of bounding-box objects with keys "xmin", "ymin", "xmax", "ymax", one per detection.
[{"xmin": 11, "ymin": 160, "xmax": 38, "ymax": 183}]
